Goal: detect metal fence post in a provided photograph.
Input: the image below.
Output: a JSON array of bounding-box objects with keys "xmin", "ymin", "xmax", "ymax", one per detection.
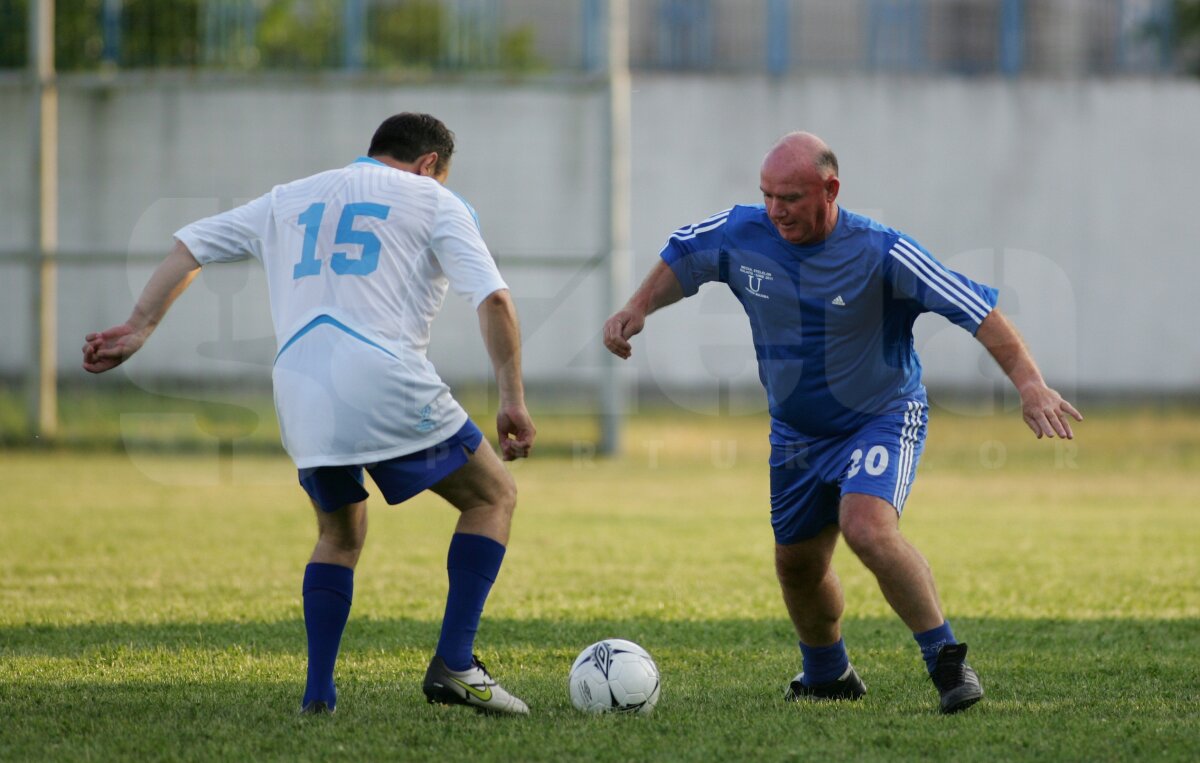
[
  {"xmin": 101, "ymin": 0, "xmax": 121, "ymax": 67},
  {"xmin": 343, "ymin": 0, "xmax": 367, "ymax": 71},
  {"xmin": 1000, "ymin": 0, "xmax": 1025, "ymax": 77},
  {"xmin": 767, "ymin": 0, "xmax": 789, "ymax": 76},
  {"xmin": 30, "ymin": 0, "xmax": 58, "ymax": 439},
  {"xmin": 582, "ymin": 0, "xmax": 604, "ymax": 71},
  {"xmin": 600, "ymin": 0, "xmax": 632, "ymax": 456}
]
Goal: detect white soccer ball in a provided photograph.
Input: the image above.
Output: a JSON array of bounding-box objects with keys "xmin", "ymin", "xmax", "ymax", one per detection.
[{"xmin": 568, "ymin": 638, "xmax": 661, "ymax": 715}]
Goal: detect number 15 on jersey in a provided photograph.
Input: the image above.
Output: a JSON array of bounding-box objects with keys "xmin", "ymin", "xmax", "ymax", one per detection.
[{"xmin": 293, "ymin": 202, "xmax": 390, "ymax": 279}]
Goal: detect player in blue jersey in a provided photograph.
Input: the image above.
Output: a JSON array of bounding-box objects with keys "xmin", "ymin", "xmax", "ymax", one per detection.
[
  {"xmin": 83, "ymin": 113, "xmax": 536, "ymax": 716},
  {"xmin": 604, "ymin": 132, "xmax": 1081, "ymax": 714}
]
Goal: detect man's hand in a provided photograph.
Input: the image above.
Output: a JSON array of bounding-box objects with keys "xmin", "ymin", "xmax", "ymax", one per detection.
[
  {"xmin": 603, "ymin": 308, "xmax": 646, "ymax": 360},
  {"xmin": 497, "ymin": 403, "xmax": 536, "ymax": 461},
  {"xmin": 82, "ymin": 323, "xmax": 146, "ymax": 374},
  {"xmin": 974, "ymin": 309, "xmax": 1083, "ymax": 440},
  {"xmin": 81, "ymin": 241, "xmax": 202, "ymax": 375},
  {"xmin": 476, "ymin": 290, "xmax": 533, "ymax": 460},
  {"xmin": 603, "ymin": 261, "xmax": 684, "ymax": 359},
  {"xmin": 1019, "ymin": 382, "xmax": 1083, "ymax": 439}
]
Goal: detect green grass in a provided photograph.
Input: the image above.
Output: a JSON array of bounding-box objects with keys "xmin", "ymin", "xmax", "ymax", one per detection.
[{"xmin": 1, "ymin": 407, "xmax": 1198, "ymax": 761}]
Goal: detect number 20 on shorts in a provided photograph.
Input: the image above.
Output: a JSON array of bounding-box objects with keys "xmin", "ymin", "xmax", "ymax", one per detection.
[{"xmin": 847, "ymin": 445, "xmax": 889, "ymax": 478}]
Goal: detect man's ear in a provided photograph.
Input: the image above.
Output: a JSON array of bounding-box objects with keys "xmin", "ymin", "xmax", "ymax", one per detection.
[
  {"xmin": 418, "ymin": 152, "xmax": 439, "ymax": 177},
  {"xmin": 826, "ymin": 176, "xmax": 841, "ymax": 202}
]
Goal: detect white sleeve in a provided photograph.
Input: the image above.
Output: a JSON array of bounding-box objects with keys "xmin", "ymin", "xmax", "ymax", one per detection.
[
  {"xmin": 431, "ymin": 189, "xmax": 509, "ymax": 308},
  {"xmin": 174, "ymin": 193, "xmax": 272, "ymax": 265}
]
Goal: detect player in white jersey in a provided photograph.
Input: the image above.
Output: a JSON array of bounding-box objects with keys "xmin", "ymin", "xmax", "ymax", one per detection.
[{"xmin": 83, "ymin": 113, "xmax": 535, "ymax": 716}]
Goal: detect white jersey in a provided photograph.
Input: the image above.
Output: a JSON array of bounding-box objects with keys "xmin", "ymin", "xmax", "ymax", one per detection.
[{"xmin": 175, "ymin": 157, "xmax": 508, "ymax": 468}]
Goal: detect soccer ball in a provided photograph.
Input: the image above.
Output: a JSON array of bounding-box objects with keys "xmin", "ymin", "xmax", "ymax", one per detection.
[{"xmin": 568, "ymin": 639, "xmax": 661, "ymax": 715}]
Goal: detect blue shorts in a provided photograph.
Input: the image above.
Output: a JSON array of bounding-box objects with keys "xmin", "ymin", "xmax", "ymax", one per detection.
[
  {"xmin": 298, "ymin": 420, "xmax": 484, "ymax": 512},
  {"xmin": 769, "ymin": 402, "xmax": 927, "ymax": 544}
]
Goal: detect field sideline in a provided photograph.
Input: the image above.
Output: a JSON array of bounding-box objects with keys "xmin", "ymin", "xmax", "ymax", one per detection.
[{"xmin": 1, "ymin": 408, "xmax": 1197, "ymax": 761}]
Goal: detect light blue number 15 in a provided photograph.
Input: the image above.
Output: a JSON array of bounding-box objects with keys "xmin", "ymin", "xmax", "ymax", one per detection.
[{"xmin": 293, "ymin": 201, "xmax": 390, "ymax": 279}]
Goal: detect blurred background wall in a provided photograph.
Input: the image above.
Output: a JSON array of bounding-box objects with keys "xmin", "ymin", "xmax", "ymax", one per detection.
[{"xmin": 1, "ymin": 0, "xmax": 1198, "ymax": 412}]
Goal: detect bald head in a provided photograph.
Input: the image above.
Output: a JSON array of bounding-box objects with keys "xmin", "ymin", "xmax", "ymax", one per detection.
[
  {"xmin": 759, "ymin": 132, "xmax": 841, "ymax": 245},
  {"xmin": 762, "ymin": 132, "xmax": 839, "ymax": 180}
]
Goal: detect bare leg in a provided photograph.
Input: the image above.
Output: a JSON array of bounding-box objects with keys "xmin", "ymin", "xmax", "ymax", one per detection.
[
  {"xmin": 423, "ymin": 441, "xmax": 519, "ymax": 680},
  {"xmin": 309, "ymin": 498, "xmax": 368, "ymax": 568},
  {"xmin": 429, "ymin": 442, "xmax": 517, "ymax": 543},
  {"xmin": 775, "ymin": 524, "xmax": 843, "ymax": 646},
  {"xmin": 838, "ymin": 493, "xmax": 944, "ymax": 633},
  {"xmin": 301, "ymin": 498, "xmax": 366, "ymax": 712},
  {"xmin": 420, "ymin": 440, "xmax": 532, "ymax": 714}
]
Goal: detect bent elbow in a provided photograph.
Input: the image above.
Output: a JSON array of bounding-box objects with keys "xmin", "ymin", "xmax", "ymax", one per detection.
[{"xmin": 479, "ymin": 288, "xmax": 513, "ymax": 312}]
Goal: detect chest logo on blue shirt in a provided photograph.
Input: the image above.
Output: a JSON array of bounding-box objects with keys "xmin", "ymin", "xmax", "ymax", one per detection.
[{"xmin": 738, "ymin": 265, "xmax": 774, "ymax": 299}]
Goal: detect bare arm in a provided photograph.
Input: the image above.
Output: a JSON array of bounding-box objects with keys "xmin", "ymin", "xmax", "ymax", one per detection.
[
  {"xmin": 82, "ymin": 240, "xmax": 202, "ymax": 373},
  {"xmin": 975, "ymin": 308, "xmax": 1083, "ymax": 439},
  {"xmin": 477, "ymin": 288, "xmax": 536, "ymax": 461},
  {"xmin": 602, "ymin": 260, "xmax": 686, "ymax": 360}
]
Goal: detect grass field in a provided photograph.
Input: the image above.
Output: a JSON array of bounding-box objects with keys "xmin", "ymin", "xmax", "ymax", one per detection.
[{"xmin": 1, "ymin": 404, "xmax": 1198, "ymax": 762}]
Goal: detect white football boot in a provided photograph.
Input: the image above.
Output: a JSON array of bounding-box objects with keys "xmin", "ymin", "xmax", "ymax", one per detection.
[{"xmin": 422, "ymin": 655, "xmax": 530, "ymax": 716}]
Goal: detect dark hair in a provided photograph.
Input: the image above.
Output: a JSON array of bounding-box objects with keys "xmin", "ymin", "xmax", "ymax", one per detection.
[
  {"xmin": 816, "ymin": 147, "xmax": 839, "ymax": 177},
  {"xmin": 368, "ymin": 113, "xmax": 455, "ymax": 175}
]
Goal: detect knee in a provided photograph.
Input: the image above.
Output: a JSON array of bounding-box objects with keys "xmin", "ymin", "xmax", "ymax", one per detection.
[
  {"xmin": 775, "ymin": 550, "xmax": 826, "ymax": 591},
  {"xmin": 485, "ymin": 469, "xmax": 517, "ymax": 519},
  {"xmin": 317, "ymin": 512, "xmax": 367, "ymax": 554},
  {"xmin": 839, "ymin": 511, "xmax": 892, "ymax": 561},
  {"xmin": 319, "ymin": 526, "xmax": 365, "ymax": 555},
  {"xmin": 498, "ymin": 472, "xmax": 517, "ymax": 516}
]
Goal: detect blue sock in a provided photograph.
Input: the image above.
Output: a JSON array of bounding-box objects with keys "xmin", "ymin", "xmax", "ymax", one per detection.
[
  {"xmin": 799, "ymin": 638, "xmax": 850, "ymax": 686},
  {"xmin": 436, "ymin": 533, "xmax": 506, "ymax": 672},
  {"xmin": 914, "ymin": 621, "xmax": 957, "ymax": 674},
  {"xmin": 302, "ymin": 563, "xmax": 354, "ymax": 709}
]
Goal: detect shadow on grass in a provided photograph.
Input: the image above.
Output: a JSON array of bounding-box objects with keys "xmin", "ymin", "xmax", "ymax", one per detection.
[
  {"xmin": 2, "ymin": 617, "xmax": 1197, "ymax": 763},
  {"xmin": 3, "ymin": 616, "xmax": 1196, "ymax": 659}
]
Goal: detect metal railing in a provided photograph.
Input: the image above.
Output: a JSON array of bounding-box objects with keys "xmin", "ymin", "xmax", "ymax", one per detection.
[{"xmin": 0, "ymin": 0, "xmax": 1186, "ymax": 78}]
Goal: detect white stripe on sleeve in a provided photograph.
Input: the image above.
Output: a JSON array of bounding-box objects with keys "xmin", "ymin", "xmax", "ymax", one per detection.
[
  {"xmin": 894, "ymin": 238, "xmax": 993, "ymax": 317},
  {"xmin": 889, "ymin": 241, "xmax": 988, "ymax": 323},
  {"xmin": 669, "ymin": 209, "xmax": 732, "ymax": 242}
]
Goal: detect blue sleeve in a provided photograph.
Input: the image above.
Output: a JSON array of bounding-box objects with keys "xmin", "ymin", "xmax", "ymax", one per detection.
[
  {"xmin": 658, "ymin": 208, "xmax": 732, "ymax": 297},
  {"xmin": 885, "ymin": 234, "xmax": 998, "ymax": 334}
]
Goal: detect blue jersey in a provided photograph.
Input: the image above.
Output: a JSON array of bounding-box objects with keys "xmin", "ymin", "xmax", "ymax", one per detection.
[{"xmin": 661, "ymin": 205, "xmax": 998, "ymax": 440}]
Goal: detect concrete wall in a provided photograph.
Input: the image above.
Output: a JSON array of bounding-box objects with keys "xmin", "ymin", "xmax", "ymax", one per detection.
[
  {"xmin": 2, "ymin": 73, "xmax": 1198, "ymax": 402},
  {"xmin": 628, "ymin": 74, "xmax": 1200, "ymax": 402}
]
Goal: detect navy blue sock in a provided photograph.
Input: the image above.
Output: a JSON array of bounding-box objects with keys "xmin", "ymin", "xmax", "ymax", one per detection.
[
  {"xmin": 914, "ymin": 621, "xmax": 957, "ymax": 674},
  {"xmin": 436, "ymin": 533, "xmax": 506, "ymax": 671},
  {"xmin": 799, "ymin": 638, "xmax": 850, "ymax": 686},
  {"xmin": 302, "ymin": 562, "xmax": 354, "ymax": 709}
]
